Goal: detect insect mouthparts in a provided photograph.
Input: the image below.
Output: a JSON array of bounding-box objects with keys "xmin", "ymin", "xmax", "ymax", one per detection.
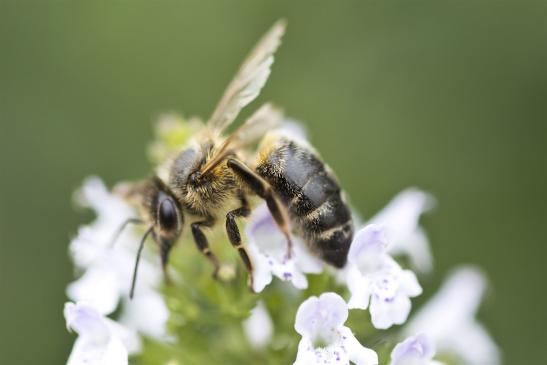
[{"xmin": 189, "ymin": 171, "xmax": 201, "ymax": 185}]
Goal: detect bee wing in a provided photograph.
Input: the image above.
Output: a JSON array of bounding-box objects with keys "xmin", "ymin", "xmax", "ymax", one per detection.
[
  {"xmin": 227, "ymin": 103, "xmax": 283, "ymax": 147},
  {"xmin": 200, "ymin": 103, "xmax": 282, "ymax": 177},
  {"xmin": 207, "ymin": 20, "xmax": 286, "ymax": 134}
]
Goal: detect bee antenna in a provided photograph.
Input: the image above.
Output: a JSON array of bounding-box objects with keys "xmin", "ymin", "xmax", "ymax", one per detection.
[
  {"xmin": 109, "ymin": 218, "xmax": 144, "ymax": 248},
  {"xmin": 129, "ymin": 226, "xmax": 154, "ymax": 299}
]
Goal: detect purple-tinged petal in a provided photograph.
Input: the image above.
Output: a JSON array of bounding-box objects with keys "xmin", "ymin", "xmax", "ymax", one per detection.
[
  {"xmin": 246, "ymin": 203, "xmax": 323, "ymax": 292},
  {"xmin": 340, "ymin": 326, "xmax": 379, "ymax": 365},
  {"xmin": 391, "ymin": 334, "xmax": 435, "ymax": 365},
  {"xmin": 369, "ymin": 189, "xmax": 435, "ymax": 273},
  {"xmin": 64, "ymin": 301, "xmax": 140, "ymax": 355},
  {"xmin": 370, "ymin": 189, "xmax": 434, "ymax": 244},
  {"xmin": 405, "ymin": 267, "xmax": 500, "ymax": 365},
  {"xmin": 348, "ymin": 225, "xmax": 389, "ymax": 275},
  {"xmin": 370, "ymin": 294, "xmax": 411, "ymax": 329},
  {"xmin": 64, "ymin": 302, "xmax": 109, "ymax": 342},
  {"xmin": 295, "ymin": 293, "xmax": 348, "ymax": 341}
]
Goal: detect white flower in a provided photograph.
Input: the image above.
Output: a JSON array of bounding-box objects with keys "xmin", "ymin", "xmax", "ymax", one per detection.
[
  {"xmin": 64, "ymin": 301, "xmax": 140, "ymax": 365},
  {"xmin": 67, "ymin": 177, "xmax": 169, "ymax": 340},
  {"xmin": 390, "ymin": 334, "xmax": 443, "ymax": 365},
  {"xmin": 242, "ymin": 301, "xmax": 274, "ymax": 349},
  {"xmin": 345, "ymin": 224, "xmax": 422, "ymax": 329},
  {"xmin": 294, "ymin": 292, "xmax": 378, "ymax": 365},
  {"xmin": 404, "ymin": 267, "xmax": 500, "ymax": 365},
  {"xmin": 69, "ymin": 177, "xmax": 136, "ymax": 270},
  {"xmin": 245, "ymin": 203, "xmax": 323, "ymax": 292},
  {"xmin": 118, "ymin": 293, "xmax": 171, "ymax": 340},
  {"xmin": 369, "ymin": 189, "xmax": 435, "ymax": 273}
]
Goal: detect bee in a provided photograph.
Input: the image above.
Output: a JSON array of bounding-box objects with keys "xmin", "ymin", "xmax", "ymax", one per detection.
[{"xmin": 117, "ymin": 20, "xmax": 353, "ymax": 297}]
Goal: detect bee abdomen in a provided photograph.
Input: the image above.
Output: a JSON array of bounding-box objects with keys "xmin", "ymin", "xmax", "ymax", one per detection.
[{"xmin": 256, "ymin": 139, "xmax": 353, "ymax": 268}]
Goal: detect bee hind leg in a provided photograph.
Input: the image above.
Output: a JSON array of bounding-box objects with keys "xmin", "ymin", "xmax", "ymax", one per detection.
[
  {"xmin": 227, "ymin": 158, "xmax": 293, "ymax": 260},
  {"xmin": 191, "ymin": 219, "xmax": 221, "ymax": 279}
]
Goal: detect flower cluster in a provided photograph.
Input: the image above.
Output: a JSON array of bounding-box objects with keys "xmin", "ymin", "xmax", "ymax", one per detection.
[
  {"xmin": 64, "ymin": 119, "xmax": 500, "ymax": 365},
  {"xmin": 65, "ymin": 178, "xmax": 169, "ymax": 363}
]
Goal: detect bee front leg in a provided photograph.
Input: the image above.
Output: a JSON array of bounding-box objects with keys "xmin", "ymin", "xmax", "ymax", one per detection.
[
  {"xmin": 225, "ymin": 201, "xmax": 254, "ymax": 290},
  {"xmin": 190, "ymin": 219, "xmax": 221, "ymax": 279},
  {"xmin": 227, "ymin": 158, "xmax": 293, "ymax": 260}
]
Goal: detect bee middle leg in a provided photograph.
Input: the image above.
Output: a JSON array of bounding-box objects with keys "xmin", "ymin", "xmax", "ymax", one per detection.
[
  {"xmin": 191, "ymin": 218, "xmax": 221, "ymax": 278},
  {"xmin": 227, "ymin": 158, "xmax": 293, "ymax": 259},
  {"xmin": 225, "ymin": 195, "xmax": 255, "ymax": 289}
]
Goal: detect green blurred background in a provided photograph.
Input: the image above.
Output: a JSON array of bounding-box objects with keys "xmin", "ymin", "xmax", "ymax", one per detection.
[{"xmin": 1, "ymin": 0, "xmax": 546, "ymax": 363}]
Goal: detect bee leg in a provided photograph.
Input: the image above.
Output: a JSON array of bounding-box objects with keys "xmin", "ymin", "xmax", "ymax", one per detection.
[
  {"xmin": 190, "ymin": 219, "xmax": 221, "ymax": 279},
  {"xmin": 227, "ymin": 158, "xmax": 293, "ymax": 259},
  {"xmin": 225, "ymin": 200, "xmax": 254, "ymax": 290}
]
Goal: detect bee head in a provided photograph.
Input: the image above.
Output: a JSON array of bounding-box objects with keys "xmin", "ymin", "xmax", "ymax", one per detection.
[{"xmin": 114, "ymin": 177, "xmax": 184, "ymax": 275}]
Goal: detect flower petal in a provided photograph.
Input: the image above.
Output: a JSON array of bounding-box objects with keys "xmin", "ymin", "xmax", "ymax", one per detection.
[
  {"xmin": 405, "ymin": 267, "xmax": 486, "ymax": 339},
  {"xmin": 293, "ymin": 336, "xmax": 350, "ymax": 365},
  {"xmin": 104, "ymin": 317, "xmax": 141, "ymax": 355},
  {"xmin": 370, "ymin": 268, "xmax": 400, "ymax": 302},
  {"xmin": 344, "ymin": 232, "xmax": 421, "ymax": 330},
  {"xmin": 398, "ymin": 270, "xmax": 423, "ymax": 298},
  {"xmin": 64, "ymin": 302, "xmax": 110, "ymax": 342},
  {"xmin": 447, "ymin": 322, "xmax": 500, "ymax": 365},
  {"xmin": 399, "ymin": 227, "xmax": 433, "ymax": 273},
  {"xmin": 370, "ymin": 189, "xmax": 434, "ymax": 243},
  {"xmin": 243, "ymin": 301, "xmax": 274, "ymax": 349},
  {"xmin": 67, "ymin": 336, "xmax": 128, "ymax": 365},
  {"xmin": 293, "ymin": 337, "xmax": 317, "ymax": 365},
  {"xmin": 246, "ymin": 204, "xmax": 288, "ymax": 260},
  {"xmin": 119, "ymin": 290, "xmax": 170, "ymax": 341},
  {"xmin": 249, "ymin": 246, "xmax": 274, "ymax": 293},
  {"xmin": 246, "ymin": 203, "xmax": 323, "ymax": 292},
  {"xmin": 390, "ymin": 334, "xmax": 435, "ymax": 365},
  {"xmin": 346, "ymin": 266, "xmax": 372, "ymax": 310},
  {"xmin": 75, "ymin": 177, "xmax": 135, "ymax": 227},
  {"xmin": 64, "ymin": 301, "xmax": 140, "ymax": 356},
  {"xmin": 293, "ymin": 326, "xmax": 378, "ymax": 365},
  {"xmin": 340, "ymin": 326, "xmax": 378, "ymax": 365},
  {"xmin": 69, "ymin": 177, "xmax": 139, "ymax": 270},
  {"xmin": 370, "ymin": 189, "xmax": 434, "ymax": 272},
  {"xmin": 348, "ymin": 225, "xmax": 389, "ymax": 274},
  {"xmin": 295, "ymin": 292, "xmax": 348, "ymax": 340},
  {"xmin": 370, "ymin": 294, "xmax": 411, "ymax": 329},
  {"xmin": 404, "ymin": 267, "xmax": 500, "ymax": 365},
  {"xmin": 66, "ymin": 267, "xmax": 121, "ymax": 315}
]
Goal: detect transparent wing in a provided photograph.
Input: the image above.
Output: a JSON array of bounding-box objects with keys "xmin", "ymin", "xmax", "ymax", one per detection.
[
  {"xmin": 207, "ymin": 20, "xmax": 286, "ymax": 134},
  {"xmin": 200, "ymin": 103, "xmax": 282, "ymax": 177}
]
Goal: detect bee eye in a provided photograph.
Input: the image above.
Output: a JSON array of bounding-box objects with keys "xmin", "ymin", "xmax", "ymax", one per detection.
[{"xmin": 159, "ymin": 199, "xmax": 178, "ymax": 231}]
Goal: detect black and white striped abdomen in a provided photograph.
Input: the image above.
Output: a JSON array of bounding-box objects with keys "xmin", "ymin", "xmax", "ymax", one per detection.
[{"xmin": 255, "ymin": 138, "xmax": 353, "ymax": 268}]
